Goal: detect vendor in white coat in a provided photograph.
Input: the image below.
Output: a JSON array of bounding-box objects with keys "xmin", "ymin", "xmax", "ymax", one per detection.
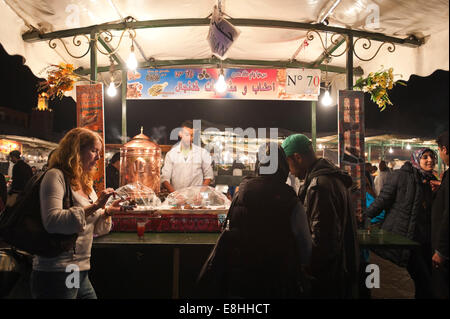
[{"xmin": 161, "ymin": 121, "xmax": 214, "ymax": 193}]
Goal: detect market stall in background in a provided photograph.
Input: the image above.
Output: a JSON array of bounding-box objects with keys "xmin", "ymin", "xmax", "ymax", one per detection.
[{"xmin": 0, "ymin": 135, "xmax": 57, "ymax": 178}]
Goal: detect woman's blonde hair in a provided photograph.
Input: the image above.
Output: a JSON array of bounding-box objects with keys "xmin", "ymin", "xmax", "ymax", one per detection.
[{"xmin": 49, "ymin": 127, "xmax": 103, "ymax": 194}]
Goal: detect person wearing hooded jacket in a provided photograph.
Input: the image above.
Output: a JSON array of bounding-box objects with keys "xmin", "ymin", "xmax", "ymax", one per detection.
[
  {"xmin": 282, "ymin": 134, "xmax": 359, "ymax": 299},
  {"xmin": 196, "ymin": 143, "xmax": 312, "ymax": 298},
  {"xmin": 364, "ymin": 148, "xmax": 438, "ymax": 299}
]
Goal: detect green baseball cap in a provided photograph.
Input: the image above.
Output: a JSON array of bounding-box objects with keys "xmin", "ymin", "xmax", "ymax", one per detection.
[{"xmin": 282, "ymin": 134, "xmax": 312, "ymax": 157}]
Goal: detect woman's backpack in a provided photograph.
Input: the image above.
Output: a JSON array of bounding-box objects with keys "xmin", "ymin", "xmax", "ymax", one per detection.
[{"xmin": 0, "ymin": 170, "xmax": 78, "ymax": 258}]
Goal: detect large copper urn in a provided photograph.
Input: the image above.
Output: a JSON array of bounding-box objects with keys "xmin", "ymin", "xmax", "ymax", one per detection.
[{"xmin": 120, "ymin": 128, "xmax": 161, "ymax": 193}]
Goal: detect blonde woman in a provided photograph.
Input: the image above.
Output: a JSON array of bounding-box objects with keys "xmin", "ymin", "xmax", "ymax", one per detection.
[{"xmin": 30, "ymin": 128, "xmax": 123, "ymax": 299}]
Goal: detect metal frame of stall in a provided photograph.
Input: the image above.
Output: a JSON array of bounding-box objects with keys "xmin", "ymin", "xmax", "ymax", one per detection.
[{"xmin": 22, "ymin": 17, "xmax": 423, "ymax": 149}]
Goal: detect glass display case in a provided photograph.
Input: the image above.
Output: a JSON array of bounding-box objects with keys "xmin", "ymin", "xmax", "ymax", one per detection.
[
  {"xmin": 161, "ymin": 185, "xmax": 231, "ymax": 210},
  {"xmin": 105, "ymin": 181, "xmax": 161, "ymax": 211}
]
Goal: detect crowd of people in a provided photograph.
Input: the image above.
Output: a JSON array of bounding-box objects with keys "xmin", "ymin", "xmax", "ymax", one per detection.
[
  {"xmin": 198, "ymin": 132, "xmax": 448, "ymax": 299},
  {"xmin": 0, "ymin": 125, "xmax": 448, "ymax": 299}
]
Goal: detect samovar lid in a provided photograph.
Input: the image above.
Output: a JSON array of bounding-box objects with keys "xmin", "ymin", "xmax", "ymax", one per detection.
[{"xmin": 122, "ymin": 127, "xmax": 161, "ymax": 150}]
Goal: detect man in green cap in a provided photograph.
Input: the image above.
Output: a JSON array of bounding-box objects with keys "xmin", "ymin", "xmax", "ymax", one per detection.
[{"xmin": 282, "ymin": 134, "xmax": 359, "ymax": 299}]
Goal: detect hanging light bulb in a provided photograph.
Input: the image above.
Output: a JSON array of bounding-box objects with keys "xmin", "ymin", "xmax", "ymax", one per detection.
[
  {"xmin": 406, "ymin": 144, "xmax": 411, "ymax": 150},
  {"xmin": 127, "ymin": 43, "xmax": 137, "ymax": 70},
  {"xmin": 321, "ymin": 88, "xmax": 332, "ymax": 106},
  {"xmin": 215, "ymin": 68, "xmax": 227, "ymax": 93},
  {"xmin": 318, "ymin": 144, "xmax": 324, "ymax": 149},
  {"xmin": 107, "ymin": 82, "xmax": 117, "ymax": 97},
  {"xmin": 389, "ymin": 147, "xmax": 394, "ymax": 154}
]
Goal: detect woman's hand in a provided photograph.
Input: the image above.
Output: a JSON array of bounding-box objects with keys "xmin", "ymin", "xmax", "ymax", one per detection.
[
  {"xmin": 104, "ymin": 197, "xmax": 134, "ymax": 217},
  {"xmin": 430, "ymin": 180, "xmax": 441, "ymax": 192},
  {"xmin": 94, "ymin": 188, "xmax": 115, "ymax": 209},
  {"xmin": 104, "ymin": 198, "xmax": 124, "ymax": 217}
]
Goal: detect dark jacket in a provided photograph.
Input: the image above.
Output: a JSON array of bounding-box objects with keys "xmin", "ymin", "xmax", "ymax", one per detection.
[
  {"xmin": 197, "ymin": 145, "xmax": 309, "ymax": 298},
  {"xmin": 298, "ymin": 158, "xmax": 359, "ymax": 298},
  {"xmin": 432, "ymin": 169, "xmax": 449, "ymax": 258},
  {"xmin": 105, "ymin": 164, "xmax": 120, "ymax": 190},
  {"xmin": 197, "ymin": 176, "xmax": 306, "ymax": 298},
  {"xmin": 366, "ymin": 161, "xmax": 433, "ymax": 267},
  {"xmin": 10, "ymin": 160, "xmax": 33, "ymax": 194},
  {"xmin": 0, "ymin": 173, "xmax": 6, "ymax": 208}
]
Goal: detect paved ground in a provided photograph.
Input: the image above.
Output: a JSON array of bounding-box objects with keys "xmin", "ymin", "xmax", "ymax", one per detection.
[{"xmin": 369, "ymin": 252, "xmax": 415, "ymax": 299}]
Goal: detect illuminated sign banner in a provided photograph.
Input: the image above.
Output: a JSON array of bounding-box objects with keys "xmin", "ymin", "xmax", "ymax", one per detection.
[
  {"xmin": 76, "ymin": 83, "xmax": 105, "ymax": 193},
  {"xmin": 127, "ymin": 68, "xmax": 320, "ymax": 101}
]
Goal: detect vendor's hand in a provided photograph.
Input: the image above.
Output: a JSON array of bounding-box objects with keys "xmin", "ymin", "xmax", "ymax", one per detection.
[
  {"xmin": 430, "ymin": 180, "xmax": 441, "ymax": 192},
  {"xmin": 432, "ymin": 252, "xmax": 444, "ymax": 269},
  {"xmin": 95, "ymin": 188, "xmax": 115, "ymax": 209}
]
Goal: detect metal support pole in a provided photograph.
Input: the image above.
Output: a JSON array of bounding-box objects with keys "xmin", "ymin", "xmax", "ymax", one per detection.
[
  {"xmin": 121, "ymin": 70, "xmax": 127, "ymax": 144},
  {"xmin": 311, "ymin": 101, "xmax": 317, "ymax": 151},
  {"xmin": 90, "ymin": 31, "xmax": 97, "ymax": 82},
  {"xmin": 346, "ymin": 34, "xmax": 354, "ymax": 90},
  {"xmin": 368, "ymin": 144, "xmax": 372, "ymax": 162},
  {"xmin": 381, "ymin": 145, "xmax": 385, "ymax": 161}
]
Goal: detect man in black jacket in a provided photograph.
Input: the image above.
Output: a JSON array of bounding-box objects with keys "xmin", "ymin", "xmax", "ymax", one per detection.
[
  {"xmin": 282, "ymin": 134, "xmax": 359, "ymax": 299},
  {"xmin": 431, "ymin": 131, "xmax": 449, "ymax": 298},
  {"xmin": 7, "ymin": 151, "xmax": 32, "ymax": 208},
  {"xmin": 8, "ymin": 150, "xmax": 32, "ymax": 195}
]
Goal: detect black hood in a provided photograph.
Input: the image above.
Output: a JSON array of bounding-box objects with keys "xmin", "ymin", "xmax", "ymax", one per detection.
[
  {"xmin": 237, "ymin": 175, "xmax": 298, "ymax": 214},
  {"xmin": 255, "ymin": 143, "xmax": 290, "ymax": 182},
  {"xmin": 305, "ymin": 158, "xmax": 353, "ymax": 189}
]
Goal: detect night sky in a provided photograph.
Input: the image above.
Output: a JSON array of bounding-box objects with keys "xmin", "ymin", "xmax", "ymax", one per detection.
[{"xmin": 1, "ymin": 43, "xmax": 448, "ymax": 144}]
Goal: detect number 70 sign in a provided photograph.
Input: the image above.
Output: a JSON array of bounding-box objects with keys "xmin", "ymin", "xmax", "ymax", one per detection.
[{"xmin": 285, "ymin": 68, "xmax": 321, "ymax": 95}]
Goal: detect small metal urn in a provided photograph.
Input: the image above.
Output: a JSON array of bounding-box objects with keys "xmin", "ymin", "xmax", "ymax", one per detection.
[{"xmin": 120, "ymin": 128, "xmax": 161, "ymax": 193}]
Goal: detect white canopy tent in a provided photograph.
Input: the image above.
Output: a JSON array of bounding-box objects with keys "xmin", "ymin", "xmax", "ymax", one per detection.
[{"xmin": 0, "ymin": 0, "xmax": 448, "ymax": 85}]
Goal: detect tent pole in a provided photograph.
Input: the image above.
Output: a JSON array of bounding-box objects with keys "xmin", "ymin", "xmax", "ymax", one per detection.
[
  {"xmin": 121, "ymin": 70, "xmax": 127, "ymax": 144},
  {"xmin": 311, "ymin": 101, "xmax": 317, "ymax": 152},
  {"xmin": 346, "ymin": 34, "xmax": 354, "ymax": 89},
  {"xmin": 90, "ymin": 31, "xmax": 97, "ymax": 82}
]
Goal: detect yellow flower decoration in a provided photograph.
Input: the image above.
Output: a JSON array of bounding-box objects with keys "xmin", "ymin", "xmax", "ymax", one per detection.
[
  {"xmin": 38, "ymin": 63, "xmax": 81, "ymax": 100},
  {"xmin": 353, "ymin": 67, "xmax": 406, "ymax": 111}
]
